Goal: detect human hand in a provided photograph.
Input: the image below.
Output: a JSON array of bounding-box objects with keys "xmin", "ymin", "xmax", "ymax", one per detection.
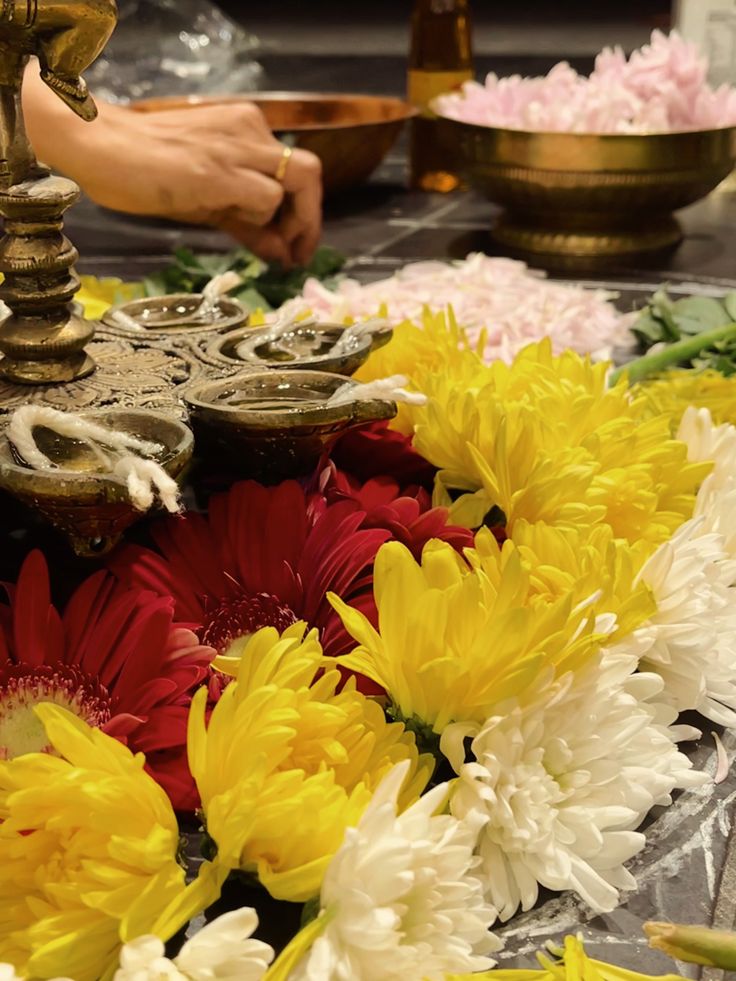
[
  {"xmin": 112, "ymin": 101, "xmax": 324, "ymax": 267},
  {"xmin": 24, "ymin": 76, "xmax": 323, "ymax": 266}
]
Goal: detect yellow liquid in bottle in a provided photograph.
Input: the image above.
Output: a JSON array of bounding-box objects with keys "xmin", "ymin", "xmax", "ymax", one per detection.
[
  {"xmin": 407, "ymin": 0, "xmax": 474, "ymax": 192},
  {"xmin": 408, "ymin": 69, "xmax": 474, "ymax": 191}
]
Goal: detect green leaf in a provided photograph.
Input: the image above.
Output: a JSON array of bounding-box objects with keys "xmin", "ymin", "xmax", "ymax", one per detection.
[
  {"xmin": 612, "ymin": 320, "xmax": 736, "ymax": 385},
  {"xmin": 235, "ymin": 253, "xmax": 267, "ymax": 280},
  {"xmin": 137, "ymin": 243, "xmax": 346, "ymax": 314},
  {"xmin": 649, "ymin": 288, "xmax": 681, "ymax": 342},
  {"xmin": 724, "ymin": 291, "xmax": 736, "ymax": 322},
  {"xmin": 673, "ymin": 315, "xmax": 721, "ymax": 337},
  {"xmin": 196, "ymin": 251, "xmax": 235, "ymax": 278},
  {"xmin": 142, "ymin": 273, "xmax": 169, "ymax": 297},
  {"xmin": 307, "ymin": 245, "xmax": 346, "ymax": 279},
  {"xmin": 233, "ymin": 285, "xmax": 271, "ymax": 311},
  {"xmin": 671, "ymin": 295, "xmax": 730, "ymax": 329},
  {"xmin": 631, "ymin": 311, "xmax": 668, "ymax": 348}
]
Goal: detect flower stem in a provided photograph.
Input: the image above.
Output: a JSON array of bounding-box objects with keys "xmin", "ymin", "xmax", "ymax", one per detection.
[
  {"xmin": 609, "ymin": 322, "xmax": 736, "ymax": 386},
  {"xmin": 644, "ymin": 921, "xmax": 736, "ymax": 970}
]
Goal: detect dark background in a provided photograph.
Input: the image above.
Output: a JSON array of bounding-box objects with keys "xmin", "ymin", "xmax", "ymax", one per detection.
[
  {"xmin": 214, "ymin": 0, "xmax": 675, "ymax": 95},
  {"xmin": 217, "ymin": 0, "xmax": 671, "ymax": 22}
]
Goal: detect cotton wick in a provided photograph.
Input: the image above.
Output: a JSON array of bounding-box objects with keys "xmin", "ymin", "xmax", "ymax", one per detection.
[
  {"xmin": 326, "ymin": 375, "xmax": 427, "ymax": 408},
  {"xmin": 6, "ymin": 405, "xmax": 181, "ymax": 514}
]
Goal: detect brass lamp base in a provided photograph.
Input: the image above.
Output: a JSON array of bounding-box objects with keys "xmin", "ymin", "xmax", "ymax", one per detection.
[
  {"xmin": 0, "ymin": 348, "xmax": 95, "ymax": 385},
  {"xmin": 0, "ymin": 302, "xmax": 96, "ymax": 385},
  {"xmin": 0, "ymin": 174, "xmax": 96, "ymax": 384}
]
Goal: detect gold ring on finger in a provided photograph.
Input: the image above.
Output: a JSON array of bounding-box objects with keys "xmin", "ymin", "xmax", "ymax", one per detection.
[{"xmin": 275, "ymin": 144, "xmax": 293, "ymax": 183}]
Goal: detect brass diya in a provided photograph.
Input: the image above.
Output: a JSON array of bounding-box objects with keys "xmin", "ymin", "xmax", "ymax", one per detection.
[
  {"xmin": 133, "ymin": 93, "xmax": 416, "ymax": 194},
  {"xmin": 436, "ymin": 117, "xmax": 736, "ymax": 264},
  {"xmin": 209, "ymin": 320, "xmax": 391, "ymax": 376},
  {"xmin": 102, "ymin": 293, "xmax": 248, "ymax": 337},
  {"xmin": 184, "ymin": 370, "xmax": 397, "ymax": 483},
  {"xmin": 0, "ymin": 409, "xmax": 193, "ymax": 556}
]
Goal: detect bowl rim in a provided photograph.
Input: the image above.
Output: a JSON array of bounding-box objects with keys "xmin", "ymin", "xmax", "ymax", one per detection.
[
  {"xmin": 435, "ymin": 112, "xmax": 736, "ymax": 142},
  {"xmin": 102, "ymin": 292, "xmax": 248, "ymax": 333},
  {"xmin": 132, "ymin": 92, "xmax": 418, "ymax": 130},
  {"xmin": 0, "ymin": 408, "xmax": 193, "ymax": 496},
  {"xmin": 209, "ymin": 322, "xmax": 374, "ymax": 368},
  {"xmin": 183, "ymin": 369, "xmax": 396, "ymax": 428}
]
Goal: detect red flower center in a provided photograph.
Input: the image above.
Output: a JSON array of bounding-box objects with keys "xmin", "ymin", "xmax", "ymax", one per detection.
[
  {"xmin": 0, "ymin": 664, "xmax": 113, "ymax": 760},
  {"xmin": 201, "ymin": 592, "xmax": 298, "ymax": 655}
]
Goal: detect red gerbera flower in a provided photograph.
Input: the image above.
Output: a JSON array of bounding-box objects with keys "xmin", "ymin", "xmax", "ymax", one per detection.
[
  {"xmin": 329, "ymin": 420, "xmax": 437, "ymax": 489},
  {"xmin": 0, "ymin": 550, "xmax": 214, "ymax": 811},
  {"xmin": 110, "ymin": 480, "xmax": 392, "ymax": 668},
  {"xmin": 110, "ymin": 475, "xmax": 472, "ymax": 697},
  {"xmin": 318, "ymin": 464, "xmax": 474, "ymax": 560}
]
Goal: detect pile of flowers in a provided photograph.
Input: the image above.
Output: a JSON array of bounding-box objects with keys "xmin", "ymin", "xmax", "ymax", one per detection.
[
  {"xmin": 3, "ymin": 306, "xmax": 736, "ymax": 980},
  {"xmin": 436, "ymin": 30, "xmax": 736, "ymax": 133},
  {"xmin": 280, "ymin": 253, "xmax": 631, "ymax": 364}
]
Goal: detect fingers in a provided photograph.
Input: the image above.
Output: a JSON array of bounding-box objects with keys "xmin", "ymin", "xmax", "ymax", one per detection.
[
  {"xmin": 129, "ymin": 101, "xmax": 325, "ymax": 266},
  {"xmin": 277, "ymin": 200, "xmax": 322, "ymax": 266},
  {"xmin": 238, "ymin": 146, "xmax": 324, "ymax": 266},
  {"xmin": 209, "ymin": 170, "xmax": 286, "ymax": 228},
  {"xmin": 172, "ymin": 108, "xmax": 323, "ymax": 263},
  {"xmin": 156, "ymin": 101, "xmax": 279, "ymax": 144},
  {"xmin": 278, "ymin": 149, "xmax": 323, "ymax": 263},
  {"xmin": 217, "ymin": 219, "xmax": 292, "ymax": 267}
]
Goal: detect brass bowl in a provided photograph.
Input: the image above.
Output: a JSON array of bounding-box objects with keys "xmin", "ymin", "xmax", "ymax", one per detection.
[
  {"xmin": 436, "ymin": 117, "xmax": 736, "ymax": 263},
  {"xmin": 133, "ymin": 93, "xmax": 416, "ymax": 194},
  {"xmin": 208, "ymin": 322, "xmax": 380, "ymax": 376},
  {"xmin": 0, "ymin": 410, "xmax": 193, "ymax": 557},
  {"xmin": 102, "ymin": 293, "xmax": 248, "ymax": 336},
  {"xmin": 184, "ymin": 370, "xmax": 396, "ymax": 483}
]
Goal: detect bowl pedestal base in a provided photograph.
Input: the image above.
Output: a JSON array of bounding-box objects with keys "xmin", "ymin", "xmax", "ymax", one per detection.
[{"xmin": 491, "ymin": 211, "xmax": 683, "ymax": 268}]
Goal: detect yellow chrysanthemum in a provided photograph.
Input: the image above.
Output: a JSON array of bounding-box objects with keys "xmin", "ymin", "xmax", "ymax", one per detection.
[
  {"xmin": 635, "ymin": 369, "xmax": 736, "ymax": 431},
  {"xmin": 189, "ymin": 623, "xmax": 432, "ymax": 902},
  {"xmin": 407, "ymin": 337, "xmax": 709, "ymax": 546},
  {"xmin": 355, "ymin": 309, "xmax": 487, "ymax": 435},
  {"xmin": 472, "ymin": 522, "xmax": 656, "ymax": 644},
  {"xmin": 331, "ymin": 538, "xmax": 608, "ymax": 733},
  {"xmin": 75, "ymin": 276, "xmax": 145, "ymax": 320},
  {"xmin": 0, "ymin": 704, "xmax": 218, "ymax": 981},
  {"xmin": 449, "ymin": 934, "xmax": 682, "ymax": 981}
]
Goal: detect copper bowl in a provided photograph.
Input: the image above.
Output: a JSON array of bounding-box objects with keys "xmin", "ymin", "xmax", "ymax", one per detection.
[
  {"xmin": 134, "ymin": 92, "xmax": 416, "ymax": 194},
  {"xmin": 435, "ymin": 117, "xmax": 736, "ymax": 264}
]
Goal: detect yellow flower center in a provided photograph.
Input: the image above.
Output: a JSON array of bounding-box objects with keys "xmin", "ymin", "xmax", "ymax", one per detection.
[
  {"xmin": 0, "ymin": 666, "xmax": 112, "ymax": 760},
  {"xmin": 201, "ymin": 592, "xmax": 297, "ymax": 655}
]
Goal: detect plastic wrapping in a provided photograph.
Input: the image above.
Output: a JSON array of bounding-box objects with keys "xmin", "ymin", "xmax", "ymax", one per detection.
[{"xmin": 87, "ymin": 0, "xmax": 263, "ymax": 103}]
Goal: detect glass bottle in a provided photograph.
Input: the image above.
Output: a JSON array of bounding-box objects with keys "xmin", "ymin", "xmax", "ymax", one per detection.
[{"xmin": 407, "ymin": 0, "xmax": 474, "ymax": 192}]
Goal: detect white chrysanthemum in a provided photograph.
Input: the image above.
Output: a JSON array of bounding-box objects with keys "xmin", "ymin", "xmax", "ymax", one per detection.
[
  {"xmin": 632, "ymin": 517, "xmax": 736, "ymax": 725},
  {"xmin": 678, "ymin": 405, "xmax": 736, "ymax": 484},
  {"xmin": 443, "ymin": 657, "xmax": 705, "ymax": 923},
  {"xmin": 113, "ymin": 909, "xmax": 274, "ymax": 981},
  {"xmin": 0, "ymin": 968, "xmax": 70, "ymax": 981},
  {"xmin": 291, "ymin": 760, "xmax": 500, "ymax": 981},
  {"xmin": 612, "ymin": 407, "xmax": 736, "ymax": 724},
  {"xmin": 0, "ymin": 967, "xmax": 26, "ymax": 981},
  {"xmin": 681, "ymin": 407, "xmax": 736, "ymax": 560}
]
